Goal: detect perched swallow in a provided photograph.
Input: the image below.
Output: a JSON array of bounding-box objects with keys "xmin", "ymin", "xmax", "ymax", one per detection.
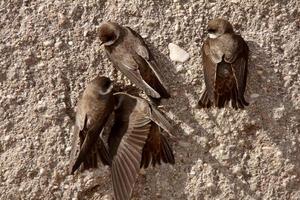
[
  {"xmin": 198, "ymin": 18, "xmax": 249, "ymax": 109},
  {"xmin": 69, "ymin": 76, "xmax": 114, "ymax": 174},
  {"xmin": 108, "ymin": 92, "xmax": 175, "ymax": 200},
  {"xmin": 98, "ymin": 22, "xmax": 170, "ymax": 101}
]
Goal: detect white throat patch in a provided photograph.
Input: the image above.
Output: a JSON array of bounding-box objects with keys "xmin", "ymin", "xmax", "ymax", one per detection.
[
  {"xmin": 208, "ymin": 33, "xmax": 218, "ymax": 39},
  {"xmin": 104, "ymin": 40, "xmax": 115, "ymax": 46},
  {"xmin": 98, "ymin": 84, "xmax": 113, "ymax": 95}
]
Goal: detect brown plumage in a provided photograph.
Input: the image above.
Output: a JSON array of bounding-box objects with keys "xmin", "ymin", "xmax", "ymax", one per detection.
[
  {"xmin": 140, "ymin": 123, "xmax": 175, "ymax": 168},
  {"xmin": 198, "ymin": 18, "xmax": 249, "ymax": 109},
  {"xmin": 108, "ymin": 92, "xmax": 175, "ymax": 200},
  {"xmin": 69, "ymin": 76, "xmax": 114, "ymax": 174},
  {"xmin": 69, "ymin": 77, "xmax": 175, "ymax": 199},
  {"xmin": 98, "ymin": 22, "xmax": 170, "ymax": 101}
]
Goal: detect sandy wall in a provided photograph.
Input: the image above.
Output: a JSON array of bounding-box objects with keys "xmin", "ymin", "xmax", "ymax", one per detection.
[{"xmin": 0, "ymin": 0, "xmax": 299, "ymax": 199}]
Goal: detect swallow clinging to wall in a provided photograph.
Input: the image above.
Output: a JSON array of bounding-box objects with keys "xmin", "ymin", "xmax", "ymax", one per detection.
[
  {"xmin": 109, "ymin": 92, "xmax": 175, "ymax": 200},
  {"xmin": 98, "ymin": 22, "xmax": 170, "ymax": 102},
  {"xmin": 69, "ymin": 76, "xmax": 114, "ymax": 174},
  {"xmin": 69, "ymin": 77, "xmax": 175, "ymax": 200},
  {"xmin": 198, "ymin": 18, "xmax": 249, "ymax": 109}
]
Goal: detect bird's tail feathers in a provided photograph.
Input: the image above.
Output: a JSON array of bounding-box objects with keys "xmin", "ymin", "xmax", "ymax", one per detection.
[{"xmin": 198, "ymin": 89, "xmax": 212, "ymax": 108}]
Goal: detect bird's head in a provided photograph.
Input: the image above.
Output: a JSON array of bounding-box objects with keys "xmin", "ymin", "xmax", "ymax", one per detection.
[
  {"xmin": 98, "ymin": 22, "xmax": 121, "ymax": 46},
  {"xmin": 207, "ymin": 18, "xmax": 234, "ymax": 39},
  {"xmin": 89, "ymin": 76, "xmax": 113, "ymax": 97}
]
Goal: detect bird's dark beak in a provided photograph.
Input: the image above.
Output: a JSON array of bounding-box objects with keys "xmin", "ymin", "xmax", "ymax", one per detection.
[{"xmin": 100, "ymin": 41, "xmax": 105, "ymax": 46}]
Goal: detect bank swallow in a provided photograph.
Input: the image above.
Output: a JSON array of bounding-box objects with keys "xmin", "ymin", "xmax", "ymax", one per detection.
[
  {"xmin": 198, "ymin": 18, "xmax": 249, "ymax": 109},
  {"xmin": 109, "ymin": 92, "xmax": 175, "ymax": 200},
  {"xmin": 98, "ymin": 22, "xmax": 170, "ymax": 101},
  {"xmin": 69, "ymin": 76, "xmax": 114, "ymax": 174}
]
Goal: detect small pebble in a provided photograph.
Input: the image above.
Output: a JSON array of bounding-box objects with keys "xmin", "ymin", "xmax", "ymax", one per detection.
[
  {"xmin": 4, "ymin": 135, "xmax": 11, "ymax": 141},
  {"xmin": 55, "ymin": 40, "xmax": 63, "ymax": 48},
  {"xmin": 65, "ymin": 146, "xmax": 72, "ymax": 152},
  {"xmin": 232, "ymin": 165, "xmax": 242, "ymax": 174},
  {"xmin": 43, "ymin": 40, "xmax": 54, "ymax": 47},
  {"xmin": 168, "ymin": 43, "xmax": 190, "ymax": 63},
  {"xmin": 176, "ymin": 64, "xmax": 184, "ymax": 72},
  {"xmin": 250, "ymin": 93, "xmax": 260, "ymax": 98},
  {"xmin": 273, "ymin": 105, "xmax": 285, "ymax": 120}
]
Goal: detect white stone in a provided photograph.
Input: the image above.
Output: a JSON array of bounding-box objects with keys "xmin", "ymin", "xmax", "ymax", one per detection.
[
  {"xmin": 195, "ymin": 136, "xmax": 208, "ymax": 147},
  {"xmin": 190, "ymin": 170, "xmax": 196, "ymax": 175},
  {"xmin": 141, "ymin": 33, "xmax": 148, "ymax": 39},
  {"xmin": 43, "ymin": 40, "xmax": 54, "ymax": 47},
  {"xmin": 250, "ymin": 93, "xmax": 260, "ymax": 98},
  {"xmin": 4, "ymin": 135, "xmax": 11, "ymax": 141},
  {"xmin": 276, "ymin": 150, "xmax": 283, "ymax": 157},
  {"xmin": 65, "ymin": 146, "xmax": 72, "ymax": 152},
  {"xmin": 273, "ymin": 105, "xmax": 285, "ymax": 120},
  {"xmin": 257, "ymin": 70, "xmax": 263, "ymax": 75},
  {"xmin": 39, "ymin": 168, "xmax": 46, "ymax": 175},
  {"xmin": 206, "ymin": 182, "xmax": 215, "ymax": 189},
  {"xmin": 176, "ymin": 64, "xmax": 184, "ymax": 72},
  {"xmin": 168, "ymin": 43, "xmax": 190, "ymax": 63},
  {"xmin": 232, "ymin": 165, "xmax": 242, "ymax": 174},
  {"xmin": 178, "ymin": 141, "xmax": 190, "ymax": 148},
  {"xmin": 174, "ymin": 23, "xmax": 180, "ymax": 32},
  {"xmin": 55, "ymin": 40, "xmax": 63, "ymax": 48}
]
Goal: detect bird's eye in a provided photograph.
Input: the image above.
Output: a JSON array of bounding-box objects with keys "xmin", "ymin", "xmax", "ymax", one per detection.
[
  {"xmin": 208, "ymin": 29, "xmax": 216, "ymax": 33},
  {"xmin": 106, "ymin": 35, "xmax": 115, "ymax": 42},
  {"xmin": 104, "ymin": 79, "xmax": 111, "ymax": 89},
  {"xmin": 100, "ymin": 34, "xmax": 115, "ymax": 42}
]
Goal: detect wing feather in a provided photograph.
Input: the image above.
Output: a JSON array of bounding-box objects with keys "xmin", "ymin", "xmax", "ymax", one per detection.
[
  {"xmin": 149, "ymin": 104, "xmax": 175, "ymax": 138},
  {"xmin": 111, "ymin": 106, "xmax": 151, "ymax": 200},
  {"xmin": 69, "ymin": 125, "xmax": 80, "ymax": 163},
  {"xmin": 118, "ymin": 61, "xmax": 161, "ymax": 98},
  {"xmin": 202, "ymin": 42, "xmax": 218, "ymax": 102},
  {"xmin": 126, "ymin": 27, "xmax": 170, "ymax": 98},
  {"xmin": 230, "ymin": 37, "xmax": 249, "ymax": 105}
]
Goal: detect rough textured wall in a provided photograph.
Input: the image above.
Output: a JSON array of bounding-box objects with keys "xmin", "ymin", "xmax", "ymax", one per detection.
[{"xmin": 0, "ymin": 0, "xmax": 299, "ymax": 199}]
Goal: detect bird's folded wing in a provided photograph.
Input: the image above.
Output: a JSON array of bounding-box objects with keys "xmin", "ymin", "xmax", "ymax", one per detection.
[
  {"xmin": 107, "ymin": 45, "xmax": 161, "ymax": 98},
  {"xmin": 118, "ymin": 61, "xmax": 161, "ymax": 98},
  {"xmin": 148, "ymin": 104, "xmax": 176, "ymax": 139},
  {"xmin": 69, "ymin": 113, "xmax": 87, "ymax": 173},
  {"xmin": 70, "ymin": 114, "xmax": 110, "ymax": 174},
  {"xmin": 69, "ymin": 124, "xmax": 80, "ymax": 172},
  {"xmin": 126, "ymin": 27, "xmax": 168, "ymax": 94},
  {"xmin": 230, "ymin": 37, "xmax": 249, "ymax": 99},
  {"xmin": 202, "ymin": 42, "xmax": 218, "ymax": 101}
]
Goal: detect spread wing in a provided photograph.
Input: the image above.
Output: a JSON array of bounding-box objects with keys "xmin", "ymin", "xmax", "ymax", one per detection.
[
  {"xmin": 230, "ymin": 36, "xmax": 249, "ymax": 104},
  {"xmin": 141, "ymin": 123, "xmax": 175, "ymax": 168},
  {"xmin": 110, "ymin": 105, "xmax": 151, "ymax": 200},
  {"xmin": 202, "ymin": 41, "xmax": 218, "ymax": 102}
]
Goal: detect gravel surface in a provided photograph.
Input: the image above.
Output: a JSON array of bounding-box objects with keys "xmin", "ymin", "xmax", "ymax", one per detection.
[{"xmin": 0, "ymin": 0, "xmax": 299, "ymax": 199}]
